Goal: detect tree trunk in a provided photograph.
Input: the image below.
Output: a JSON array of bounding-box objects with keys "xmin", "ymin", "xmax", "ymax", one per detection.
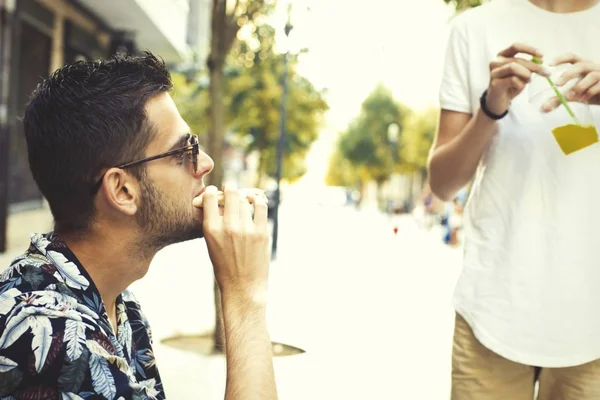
[
  {"xmin": 207, "ymin": 0, "xmax": 246, "ymax": 354},
  {"xmin": 359, "ymin": 180, "xmax": 368, "ymax": 207},
  {"xmin": 407, "ymin": 173, "xmax": 414, "ymax": 211},
  {"xmin": 207, "ymin": 65, "xmax": 225, "ymax": 188},
  {"xmin": 207, "ymin": 62, "xmax": 227, "ymax": 353},
  {"xmin": 254, "ymin": 150, "xmax": 266, "ymax": 188}
]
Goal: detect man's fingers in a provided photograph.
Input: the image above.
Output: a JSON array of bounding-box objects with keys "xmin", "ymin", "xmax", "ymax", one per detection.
[
  {"xmin": 201, "ymin": 186, "xmax": 221, "ymax": 228},
  {"xmin": 223, "ymin": 185, "xmax": 240, "ymax": 227},
  {"xmin": 249, "ymin": 195, "xmax": 269, "ymax": 232},
  {"xmin": 239, "ymin": 196, "xmax": 254, "ymax": 228},
  {"xmin": 497, "ymin": 43, "xmax": 542, "ymax": 58},
  {"xmin": 551, "ymin": 53, "xmax": 585, "ymax": 67}
]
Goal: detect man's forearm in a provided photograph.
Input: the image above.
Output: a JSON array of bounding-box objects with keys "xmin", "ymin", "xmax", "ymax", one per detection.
[
  {"xmin": 428, "ymin": 109, "xmax": 498, "ymax": 201},
  {"xmin": 222, "ymin": 289, "xmax": 277, "ymax": 400}
]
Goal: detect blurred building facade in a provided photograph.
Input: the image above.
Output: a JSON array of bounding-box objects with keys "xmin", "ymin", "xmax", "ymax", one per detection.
[{"xmin": 0, "ymin": 0, "xmax": 210, "ymax": 252}]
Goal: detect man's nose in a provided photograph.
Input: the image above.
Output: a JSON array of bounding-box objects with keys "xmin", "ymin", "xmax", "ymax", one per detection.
[{"xmin": 194, "ymin": 152, "xmax": 214, "ymax": 178}]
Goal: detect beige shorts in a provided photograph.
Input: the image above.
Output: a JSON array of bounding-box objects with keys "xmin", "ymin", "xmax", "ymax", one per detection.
[{"xmin": 451, "ymin": 313, "xmax": 600, "ymax": 400}]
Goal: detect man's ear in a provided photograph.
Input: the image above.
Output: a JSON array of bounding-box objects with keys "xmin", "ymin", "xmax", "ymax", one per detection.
[{"xmin": 100, "ymin": 168, "xmax": 139, "ymax": 216}]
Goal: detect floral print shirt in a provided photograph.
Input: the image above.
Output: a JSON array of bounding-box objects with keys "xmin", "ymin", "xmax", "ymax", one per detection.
[{"xmin": 0, "ymin": 233, "xmax": 164, "ymax": 399}]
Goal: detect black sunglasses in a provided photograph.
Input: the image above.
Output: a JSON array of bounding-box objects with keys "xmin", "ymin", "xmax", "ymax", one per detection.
[{"xmin": 91, "ymin": 134, "xmax": 200, "ymax": 195}]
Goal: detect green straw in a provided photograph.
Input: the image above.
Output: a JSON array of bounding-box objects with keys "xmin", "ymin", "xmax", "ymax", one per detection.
[{"xmin": 532, "ymin": 56, "xmax": 580, "ymax": 125}]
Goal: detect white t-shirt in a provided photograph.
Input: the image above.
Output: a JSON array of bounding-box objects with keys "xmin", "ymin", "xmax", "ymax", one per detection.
[{"xmin": 441, "ymin": 0, "xmax": 600, "ymax": 367}]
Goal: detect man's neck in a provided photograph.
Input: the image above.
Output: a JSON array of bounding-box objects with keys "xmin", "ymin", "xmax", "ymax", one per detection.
[
  {"xmin": 62, "ymin": 230, "xmax": 153, "ymax": 315},
  {"xmin": 529, "ymin": 0, "xmax": 600, "ymax": 13}
]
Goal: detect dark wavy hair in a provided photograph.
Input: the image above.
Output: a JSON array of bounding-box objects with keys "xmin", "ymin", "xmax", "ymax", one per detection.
[{"xmin": 23, "ymin": 52, "xmax": 173, "ymax": 235}]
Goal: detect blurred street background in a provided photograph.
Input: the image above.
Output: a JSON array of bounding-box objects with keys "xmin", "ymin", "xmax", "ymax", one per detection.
[{"xmin": 0, "ymin": 0, "xmax": 483, "ymax": 398}]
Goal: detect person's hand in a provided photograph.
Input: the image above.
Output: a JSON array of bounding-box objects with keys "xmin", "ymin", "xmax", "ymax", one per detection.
[
  {"xmin": 200, "ymin": 185, "xmax": 271, "ymax": 300},
  {"xmin": 486, "ymin": 43, "xmax": 549, "ymax": 115},
  {"xmin": 541, "ymin": 53, "xmax": 600, "ymax": 111}
]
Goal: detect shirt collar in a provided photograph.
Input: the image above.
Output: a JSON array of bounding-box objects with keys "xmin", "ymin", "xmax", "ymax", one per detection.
[{"xmin": 29, "ymin": 232, "xmax": 121, "ymax": 337}]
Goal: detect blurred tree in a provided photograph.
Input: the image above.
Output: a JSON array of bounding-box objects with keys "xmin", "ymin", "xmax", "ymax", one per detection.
[
  {"xmin": 397, "ymin": 107, "xmax": 439, "ymax": 201},
  {"xmin": 227, "ymin": 24, "xmax": 328, "ymax": 187},
  {"xmin": 400, "ymin": 107, "xmax": 438, "ymax": 173},
  {"xmin": 325, "ymin": 145, "xmax": 366, "ymax": 190},
  {"xmin": 443, "ymin": 0, "xmax": 483, "ymax": 11},
  {"xmin": 170, "ymin": 72, "xmax": 209, "ymax": 139},
  {"xmin": 176, "ymin": 9, "xmax": 326, "ymax": 354},
  {"xmin": 338, "ymin": 84, "xmax": 410, "ymax": 195},
  {"xmin": 206, "ymin": 0, "xmax": 275, "ymax": 189}
]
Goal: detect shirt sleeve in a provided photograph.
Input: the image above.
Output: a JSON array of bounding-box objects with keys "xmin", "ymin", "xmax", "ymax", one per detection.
[{"xmin": 439, "ymin": 17, "xmax": 472, "ymax": 114}]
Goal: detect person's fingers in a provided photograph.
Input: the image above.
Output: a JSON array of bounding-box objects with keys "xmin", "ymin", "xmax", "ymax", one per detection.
[
  {"xmin": 249, "ymin": 195, "xmax": 269, "ymax": 232},
  {"xmin": 541, "ymin": 96, "xmax": 561, "ymax": 113},
  {"xmin": 239, "ymin": 195, "xmax": 254, "ymax": 229},
  {"xmin": 201, "ymin": 186, "xmax": 221, "ymax": 229},
  {"xmin": 489, "ymin": 56, "xmax": 508, "ymax": 72},
  {"xmin": 581, "ymin": 81, "xmax": 600, "ymax": 102},
  {"xmin": 490, "ymin": 57, "xmax": 549, "ymax": 77},
  {"xmin": 491, "ymin": 61, "xmax": 533, "ymax": 81},
  {"xmin": 490, "ymin": 76, "xmax": 527, "ymax": 96},
  {"xmin": 193, "ymin": 190, "xmax": 225, "ymax": 208},
  {"xmin": 556, "ymin": 62, "xmax": 596, "ymax": 86},
  {"xmin": 497, "ymin": 43, "xmax": 543, "ymax": 58},
  {"xmin": 223, "ymin": 185, "xmax": 240, "ymax": 227},
  {"xmin": 517, "ymin": 58, "xmax": 551, "ymax": 76},
  {"xmin": 566, "ymin": 72, "xmax": 600, "ymax": 100},
  {"xmin": 551, "ymin": 53, "xmax": 585, "ymax": 67}
]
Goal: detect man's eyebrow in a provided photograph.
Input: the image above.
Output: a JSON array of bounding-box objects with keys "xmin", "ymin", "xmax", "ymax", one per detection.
[{"xmin": 166, "ymin": 134, "xmax": 190, "ymax": 152}]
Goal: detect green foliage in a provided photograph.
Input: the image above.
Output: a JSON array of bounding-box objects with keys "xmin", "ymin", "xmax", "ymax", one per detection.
[
  {"xmin": 325, "ymin": 145, "xmax": 365, "ymax": 189},
  {"xmin": 328, "ymin": 86, "xmax": 438, "ymax": 189},
  {"xmin": 337, "ymin": 84, "xmax": 410, "ymax": 184},
  {"xmin": 170, "ymin": 72, "xmax": 209, "ymax": 139},
  {"xmin": 171, "ymin": 20, "xmax": 328, "ymax": 186},
  {"xmin": 443, "ymin": 0, "xmax": 483, "ymax": 11},
  {"xmin": 226, "ymin": 23, "xmax": 329, "ymax": 184},
  {"xmin": 400, "ymin": 107, "xmax": 438, "ymax": 173}
]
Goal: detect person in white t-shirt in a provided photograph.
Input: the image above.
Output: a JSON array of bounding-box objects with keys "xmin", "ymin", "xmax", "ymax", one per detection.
[{"xmin": 429, "ymin": 0, "xmax": 600, "ymax": 398}]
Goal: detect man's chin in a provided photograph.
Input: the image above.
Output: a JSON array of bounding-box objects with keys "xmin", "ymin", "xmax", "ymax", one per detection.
[
  {"xmin": 174, "ymin": 226, "xmax": 204, "ymax": 243},
  {"xmin": 144, "ymin": 226, "xmax": 204, "ymax": 252}
]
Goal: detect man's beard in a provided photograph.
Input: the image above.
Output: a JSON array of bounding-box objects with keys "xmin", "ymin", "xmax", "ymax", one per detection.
[{"xmin": 135, "ymin": 177, "xmax": 203, "ymax": 256}]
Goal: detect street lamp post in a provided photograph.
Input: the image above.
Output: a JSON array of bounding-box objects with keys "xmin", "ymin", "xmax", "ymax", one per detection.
[
  {"xmin": 386, "ymin": 123, "xmax": 400, "ymax": 214},
  {"xmin": 271, "ymin": 5, "xmax": 293, "ymax": 260},
  {"xmin": 387, "ymin": 123, "xmax": 399, "ymax": 162}
]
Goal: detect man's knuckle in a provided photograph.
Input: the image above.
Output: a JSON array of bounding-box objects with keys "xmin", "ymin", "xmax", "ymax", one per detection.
[
  {"xmin": 224, "ymin": 225, "xmax": 239, "ymax": 236},
  {"xmin": 254, "ymin": 201, "xmax": 268, "ymax": 209},
  {"xmin": 253, "ymin": 231, "xmax": 269, "ymax": 242}
]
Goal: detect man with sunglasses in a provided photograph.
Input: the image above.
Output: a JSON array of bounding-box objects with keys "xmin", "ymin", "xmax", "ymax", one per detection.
[{"xmin": 0, "ymin": 53, "xmax": 277, "ymax": 399}]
